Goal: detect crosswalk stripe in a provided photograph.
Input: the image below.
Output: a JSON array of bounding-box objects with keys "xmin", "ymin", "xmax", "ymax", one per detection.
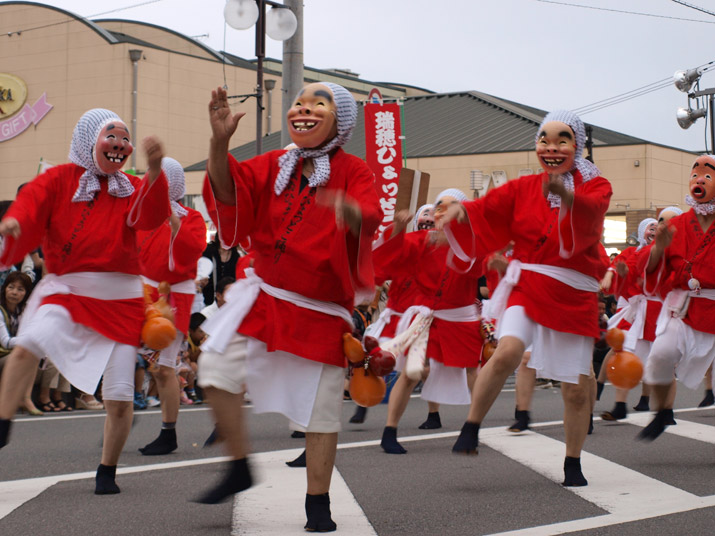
[{"xmin": 231, "ymin": 449, "xmax": 377, "ymax": 535}]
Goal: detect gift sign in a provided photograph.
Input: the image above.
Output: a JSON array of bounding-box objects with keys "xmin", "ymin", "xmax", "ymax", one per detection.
[{"xmin": 364, "ymin": 88, "xmax": 403, "ymax": 237}]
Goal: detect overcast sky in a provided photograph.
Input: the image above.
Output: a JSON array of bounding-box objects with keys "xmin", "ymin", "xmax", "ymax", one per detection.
[{"xmin": 31, "ymin": 0, "xmax": 715, "ymax": 152}]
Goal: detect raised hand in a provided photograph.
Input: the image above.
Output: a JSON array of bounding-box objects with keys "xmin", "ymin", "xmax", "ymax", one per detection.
[
  {"xmin": 434, "ymin": 202, "xmax": 466, "ymax": 230},
  {"xmin": 0, "ymin": 217, "xmax": 20, "ymax": 238},
  {"xmin": 315, "ymin": 189, "xmax": 362, "ymax": 236},
  {"xmin": 209, "ymin": 87, "xmax": 245, "ymax": 145}
]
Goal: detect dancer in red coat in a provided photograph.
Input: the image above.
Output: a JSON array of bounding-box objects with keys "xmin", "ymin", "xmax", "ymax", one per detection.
[
  {"xmin": 438, "ymin": 110, "xmax": 611, "ymax": 487},
  {"xmin": 196, "ymin": 82, "xmax": 380, "ymax": 532},
  {"xmin": 137, "ymin": 157, "xmax": 207, "ymax": 455},
  {"xmin": 0, "ymin": 108, "xmax": 170, "ymax": 494}
]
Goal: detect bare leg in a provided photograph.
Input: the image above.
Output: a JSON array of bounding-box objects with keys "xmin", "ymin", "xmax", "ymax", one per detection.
[
  {"xmin": 453, "ymin": 337, "xmax": 524, "ymax": 453},
  {"xmin": 561, "ymin": 374, "xmax": 591, "ymax": 486},
  {"xmin": 305, "ymin": 432, "xmax": 339, "ymax": 531},
  {"xmin": 427, "ymin": 401, "xmax": 440, "ymax": 413},
  {"xmin": 383, "ymin": 372, "xmax": 419, "ymax": 453},
  {"xmin": 101, "ymin": 400, "xmax": 133, "ymax": 465},
  {"xmin": 139, "ymin": 364, "xmax": 180, "ymax": 455},
  {"xmin": 0, "ymin": 346, "xmax": 41, "ymax": 420},
  {"xmin": 515, "ymin": 352, "xmax": 535, "ymax": 411},
  {"xmin": 195, "ymin": 386, "xmax": 252, "ymax": 504},
  {"xmin": 306, "ymin": 432, "xmax": 338, "ymax": 494}
]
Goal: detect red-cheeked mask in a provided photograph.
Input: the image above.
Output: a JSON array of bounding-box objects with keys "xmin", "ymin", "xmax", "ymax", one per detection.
[
  {"xmin": 689, "ymin": 155, "xmax": 715, "ymax": 204},
  {"xmin": 94, "ymin": 121, "xmax": 133, "ymax": 175},
  {"xmin": 286, "ymin": 83, "xmax": 338, "ymax": 149}
]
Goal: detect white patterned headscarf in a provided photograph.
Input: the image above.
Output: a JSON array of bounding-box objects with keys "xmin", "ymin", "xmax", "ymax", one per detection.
[
  {"xmin": 436, "ymin": 188, "xmax": 468, "ymax": 203},
  {"xmin": 636, "ymin": 217, "xmax": 657, "ymax": 251},
  {"xmin": 161, "ymin": 157, "xmax": 188, "ymax": 217},
  {"xmin": 69, "ymin": 108, "xmax": 135, "ymax": 203},
  {"xmin": 536, "ymin": 110, "xmax": 601, "ymax": 209},
  {"xmin": 659, "ymin": 206, "xmax": 683, "ymax": 218},
  {"xmin": 274, "ymin": 82, "xmax": 358, "ymax": 195}
]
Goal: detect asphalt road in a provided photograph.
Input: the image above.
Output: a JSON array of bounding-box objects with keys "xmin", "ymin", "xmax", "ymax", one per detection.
[{"xmin": 1, "ymin": 381, "xmax": 714, "ymax": 536}]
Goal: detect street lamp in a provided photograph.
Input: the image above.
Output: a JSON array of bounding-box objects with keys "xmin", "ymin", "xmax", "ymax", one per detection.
[
  {"xmin": 223, "ymin": 0, "xmax": 297, "ymax": 155},
  {"xmin": 674, "ymin": 65, "xmax": 715, "ymax": 153}
]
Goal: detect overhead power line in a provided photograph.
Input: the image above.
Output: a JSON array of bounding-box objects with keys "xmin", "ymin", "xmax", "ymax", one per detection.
[
  {"xmin": 671, "ymin": 1, "xmax": 715, "ymax": 19},
  {"xmin": 533, "ymin": 0, "xmax": 715, "ymax": 24}
]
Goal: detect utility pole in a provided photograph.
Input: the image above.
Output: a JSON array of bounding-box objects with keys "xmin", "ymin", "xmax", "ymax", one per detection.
[{"xmin": 281, "ymin": 0, "xmax": 303, "ymax": 148}]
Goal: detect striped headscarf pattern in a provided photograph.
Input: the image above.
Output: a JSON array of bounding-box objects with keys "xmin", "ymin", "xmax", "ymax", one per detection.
[{"xmin": 161, "ymin": 157, "xmax": 188, "ymax": 217}]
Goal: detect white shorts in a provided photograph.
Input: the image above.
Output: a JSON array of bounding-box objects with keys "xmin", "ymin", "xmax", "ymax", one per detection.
[
  {"xmin": 17, "ymin": 304, "xmax": 136, "ymax": 401},
  {"xmin": 499, "ymin": 306, "xmax": 592, "ymax": 385},
  {"xmin": 199, "ymin": 333, "xmax": 344, "ymax": 432},
  {"xmin": 156, "ymin": 332, "xmax": 184, "ymax": 369}
]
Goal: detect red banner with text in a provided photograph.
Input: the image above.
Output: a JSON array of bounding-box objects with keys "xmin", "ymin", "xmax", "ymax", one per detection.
[{"xmin": 364, "ymin": 89, "xmax": 403, "ymax": 238}]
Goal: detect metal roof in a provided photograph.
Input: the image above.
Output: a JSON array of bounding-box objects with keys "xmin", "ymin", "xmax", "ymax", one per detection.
[{"xmin": 185, "ymin": 90, "xmax": 651, "ymax": 172}]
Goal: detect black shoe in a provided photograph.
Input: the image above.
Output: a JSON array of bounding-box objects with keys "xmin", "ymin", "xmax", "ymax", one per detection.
[
  {"xmin": 194, "ymin": 458, "xmax": 253, "ymax": 504},
  {"xmin": 452, "ymin": 421, "xmax": 479, "ymax": 455},
  {"xmin": 286, "ymin": 450, "xmax": 306, "ymax": 468},
  {"xmin": 508, "ymin": 410, "xmax": 530, "ymax": 433},
  {"xmin": 139, "ymin": 428, "xmax": 177, "ymax": 455},
  {"xmin": 562, "ymin": 456, "xmax": 587, "ymax": 487},
  {"xmin": 633, "ymin": 396, "xmax": 650, "ymax": 412},
  {"xmin": 0, "ymin": 418, "xmax": 10, "ymax": 448},
  {"xmin": 349, "ymin": 406, "xmax": 367, "ymax": 424},
  {"xmin": 95, "ymin": 464, "xmax": 120, "ymax": 495},
  {"xmin": 698, "ymin": 390, "xmax": 714, "ymax": 408},
  {"xmin": 203, "ymin": 427, "xmax": 220, "ymax": 448},
  {"xmin": 601, "ymin": 402, "xmax": 627, "ymax": 421},
  {"xmin": 418, "ymin": 411, "xmax": 442, "ymax": 430},
  {"xmin": 637, "ymin": 409, "xmax": 673, "ymax": 442},
  {"xmin": 380, "ymin": 426, "xmax": 407, "ymax": 454},
  {"xmin": 291, "ymin": 430, "xmax": 306, "ymax": 438},
  {"xmin": 304, "ymin": 493, "xmax": 336, "ymax": 532}
]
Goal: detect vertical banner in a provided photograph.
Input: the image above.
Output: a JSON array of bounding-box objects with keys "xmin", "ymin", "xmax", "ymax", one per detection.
[{"xmin": 364, "ymin": 88, "xmax": 403, "ymax": 237}]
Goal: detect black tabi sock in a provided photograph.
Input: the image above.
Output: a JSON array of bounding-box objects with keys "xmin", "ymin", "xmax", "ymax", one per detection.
[
  {"xmin": 633, "ymin": 396, "xmax": 650, "ymax": 411},
  {"xmin": 161, "ymin": 421, "xmax": 176, "ymax": 430},
  {"xmin": 349, "ymin": 405, "xmax": 367, "ymax": 423},
  {"xmin": 596, "ymin": 382, "xmax": 605, "ymax": 401},
  {"xmin": 286, "ymin": 449, "xmax": 307, "ymax": 468},
  {"xmin": 562, "ymin": 456, "xmax": 588, "ymax": 487},
  {"xmin": 699, "ymin": 389, "xmax": 714, "ymax": 408},
  {"xmin": 637, "ymin": 408, "xmax": 673, "ymax": 441},
  {"xmin": 305, "ymin": 492, "xmax": 337, "ymax": 532},
  {"xmin": 95, "ymin": 464, "xmax": 120, "ymax": 495},
  {"xmin": 380, "ymin": 426, "xmax": 407, "ymax": 454},
  {"xmin": 452, "ymin": 421, "xmax": 480, "ymax": 454},
  {"xmin": 139, "ymin": 427, "xmax": 177, "ymax": 456},
  {"xmin": 418, "ymin": 411, "xmax": 442, "ymax": 429},
  {"xmin": 508, "ymin": 410, "xmax": 530, "ymax": 433},
  {"xmin": 0, "ymin": 418, "xmax": 10, "ymax": 449},
  {"xmin": 194, "ymin": 457, "xmax": 253, "ymax": 504}
]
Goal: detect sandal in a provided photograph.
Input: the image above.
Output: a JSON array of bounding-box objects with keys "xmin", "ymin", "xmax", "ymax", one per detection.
[
  {"xmin": 40, "ymin": 401, "xmax": 60, "ymax": 412},
  {"xmin": 52, "ymin": 400, "xmax": 73, "ymax": 412}
]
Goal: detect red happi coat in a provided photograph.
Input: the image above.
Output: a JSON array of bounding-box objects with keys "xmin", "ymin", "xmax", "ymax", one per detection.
[
  {"xmin": 0, "ymin": 163, "xmax": 170, "ymax": 345},
  {"xmin": 373, "ymin": 267, "xmax": 423, "ymax": 340},
  {"xmin": 138, "ymin": 206, "xmax": 207, "ymax": 335},
  {"xmin": 203, "ymin": 149, "xmax": 381, "ymax": 367},
  {"xmin": 448, "ymin": 171, "xmax": 612, "ymax": 338},
  {"xmin": 644, "ymin": 209, "xmax": 715, "ymax": 335},
  {"xmin": 373, "ymin": 229, "xmax": 483, "ymax": 368}
]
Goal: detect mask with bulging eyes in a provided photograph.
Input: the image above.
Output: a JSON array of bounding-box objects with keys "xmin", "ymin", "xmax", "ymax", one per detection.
[{"xmin": 689, "ymin": 155, "xmax": 715, "ymax": 204}]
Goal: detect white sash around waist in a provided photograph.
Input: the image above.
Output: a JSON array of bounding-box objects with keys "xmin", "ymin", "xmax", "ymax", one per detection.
[
  {"xmin": 141, "ymin": 276, "xmax": 196, "ymax": 295},
  {"xmin": 364, "ymin": 307, "xmax": 401, "ymax": 340},
  {"xmin": 485, "ymin": 260, "xmax": 599, "ymax": 322},
  {"xmin": 201, "ymin": 267, "xmax": 354, "ymax": 354},
  {"xmin": 21, "ymin": 271, "xmax": 143, "ymax": 329},
  {"xmin": 395, "ymin": 304, "xmax": 480, "ymax": 337},
  {"xmin": 656, "ymin": 288, "xmax": 715, "ymax": 337},
  {"xmin": 606, "ymin": 294, "xmax": 662, "ymax": 350}
]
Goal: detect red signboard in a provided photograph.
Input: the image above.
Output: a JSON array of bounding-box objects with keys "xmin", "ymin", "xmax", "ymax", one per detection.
[{"xmin": 364, "ymin": 88, "xmax": 403, "ymax": 237}]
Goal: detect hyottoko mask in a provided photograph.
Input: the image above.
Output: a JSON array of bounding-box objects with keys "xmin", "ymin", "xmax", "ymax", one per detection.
[
  {"xmin": 286, "ymin": 83, "xmax": 338, "ymax": 149},
  {"xmin": 536, "ymin": 121, "xmax": 576, "ymax": 176},
  {"xmin": 689, "ymin": 155, "xmax": 715, "ymax": 204},
  {"xmin": 94, "ymin": 121, "xmax": 133, "ymax": 175},
  {"xmin": 416, "ymin": 205, "xmax": 435, "ymax": 230}
]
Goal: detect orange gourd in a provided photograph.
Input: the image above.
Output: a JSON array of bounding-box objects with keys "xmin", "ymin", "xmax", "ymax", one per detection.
[
  {"xmin": 605, "ymin": 328, "xmax": 625, "ymax": 352},
  {"xmin": 142, "ymin": 314, "xmax": 176, "ymax": 350},
  {"xmin": 606, "ymin": 350, "xmax": 643, "ymax": 390},
  {"xmin": 343, "ymin": 332, "xmax": 365, "ymax": 364},
  {"xmin": 349, "ymin": 367, "xmax": 386, "ymax": 407},
  {"xmin": 482, "ymin": 342, "xmax": 496, "ymax": 362}
]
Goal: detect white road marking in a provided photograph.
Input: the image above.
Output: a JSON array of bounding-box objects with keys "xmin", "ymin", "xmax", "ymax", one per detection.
[{"xmin": 231, "ymin": 449, "xmax": 377, "ymax": 535}]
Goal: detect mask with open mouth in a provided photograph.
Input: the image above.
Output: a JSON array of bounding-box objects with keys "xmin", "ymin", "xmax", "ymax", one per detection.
[
  {"xmin": 69, "ymin": 108, "xmax": 135, "ymax": 202},
  {"xmin": 94, "ymin": 120, "xmax": 133, "ymax": 175},
  {"xmin": 685, "ymin": 155, "xmax": 715, "ymax": 215}
]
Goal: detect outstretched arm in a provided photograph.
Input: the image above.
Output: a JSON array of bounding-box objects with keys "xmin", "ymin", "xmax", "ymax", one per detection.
[{"xmin": 207, "ymin": 87, "xmax": 245, "ymax": 205}]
